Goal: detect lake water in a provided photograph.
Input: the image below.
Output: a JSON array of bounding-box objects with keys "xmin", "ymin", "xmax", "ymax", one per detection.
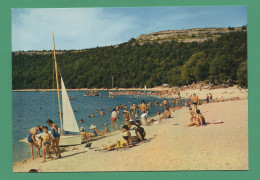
[{"xmin": 12, "ymin": 91, "xmax": 184, "ymax": 162}]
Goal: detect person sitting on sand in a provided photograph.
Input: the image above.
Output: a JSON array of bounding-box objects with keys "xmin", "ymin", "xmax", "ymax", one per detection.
[
  {"xmin": 100, "ymin": 109, "xmax": 105, "ymax": 115},
  {"xmin": 99, "ymin": 123, "xmax": 110, "ymax": 134},
  {"xmin": 27, "ymin": 126, "xmax": 44, "ymax": 159},
  {"xmin": 185, "ymin": 109, "xmax": 205, "ymax": 127},
  {"xmin": 80, "ymin": 127, "xmax": 88, "ymax": 139},
  {"xmin": 134, "ymin": 121, "xmax": 146, "ymax": 142},
  {"xmin": 89, "ymin": 125, "xmax": 99, "ymax": 136},
  {"xmin": 220, "ymin": 96, "xmax": 224, "ymax": 102},
  {"xmin": 188, "ymin": 107, "xmax": 195, "ymax": 122},
  {"xmin": 163, "ymin": 108, "xmax": 171, "ymax": 119},
  {"xmin": 80, "ymin": 127, "xmax": 90, "ymax": 140},
  {"xmin": 40, "ymin": 126, "xmax": 53, "ymax": 163},
  {"xmin": 102, "ymin": 125, "xmax": 133, "ymax": 151}
]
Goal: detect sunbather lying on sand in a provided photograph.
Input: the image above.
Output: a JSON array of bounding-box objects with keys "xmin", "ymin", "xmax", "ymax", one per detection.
[{"xmin": 102, "ymin": 125, "xmax": 133, "ymax": 151}]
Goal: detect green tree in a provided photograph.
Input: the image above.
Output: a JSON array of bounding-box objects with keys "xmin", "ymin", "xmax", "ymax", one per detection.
[{"xmin": 237, "ymin": 60, "xmax": 248, "ymax": 87}]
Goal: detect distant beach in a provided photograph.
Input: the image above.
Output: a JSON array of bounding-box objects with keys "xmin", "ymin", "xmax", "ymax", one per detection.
[{"xmin": 13, "ymin": 86, "xmax": 248, "ymax": 172}]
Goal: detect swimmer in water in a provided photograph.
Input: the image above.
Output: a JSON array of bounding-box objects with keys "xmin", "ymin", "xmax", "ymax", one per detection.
[
  {"xmin": 89, "ymin": 113, "xmax": 95, "ymax": 118},
  {"xmin": 100, "ymin": 109, "xmax": 105, "ymax": 115}
]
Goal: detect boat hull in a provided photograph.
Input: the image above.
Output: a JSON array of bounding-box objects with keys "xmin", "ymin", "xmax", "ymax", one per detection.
[
  {"xmin": 20, "ymin": 134, "xmax": 82, "ymax": 146},
  {"xmin": 59, "ymin": 135, "xmax": 82, "ymax": 146}
]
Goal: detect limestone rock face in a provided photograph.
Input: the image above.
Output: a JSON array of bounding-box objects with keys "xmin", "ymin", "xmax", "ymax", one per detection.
[{"xmin": 136, "ymin": 27, "xmax": 246, "ymax": 44}]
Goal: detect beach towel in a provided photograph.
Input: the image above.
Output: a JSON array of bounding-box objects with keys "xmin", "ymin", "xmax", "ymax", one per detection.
[{"xmin": 211, "ymin": 120, "xmax": 224, "ymax": 124}]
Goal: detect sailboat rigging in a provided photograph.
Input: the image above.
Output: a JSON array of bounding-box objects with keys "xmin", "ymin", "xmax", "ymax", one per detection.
[{"xmin": 52, "ymin": 33, "xmax": 81, "ymax": 146}]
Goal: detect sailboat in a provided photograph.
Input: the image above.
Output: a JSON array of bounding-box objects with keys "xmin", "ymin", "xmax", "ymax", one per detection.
[
  {"xmin": 20, "ymin": 33, "xmax": 82, "ymax": 146},
  {"xmin": 52, "ymin": 33, "xmax": 82, "ymax": 146}
]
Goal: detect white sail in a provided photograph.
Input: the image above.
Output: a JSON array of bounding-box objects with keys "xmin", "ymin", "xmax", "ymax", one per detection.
[{"xmin": 61, "ymin": 77, "xmax": 80, "ymax": 132}]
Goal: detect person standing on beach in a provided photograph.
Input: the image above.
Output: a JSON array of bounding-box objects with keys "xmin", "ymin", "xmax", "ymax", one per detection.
[
  {"xmin": 46, "ymin": 119, "xmax": 61, "ymax": 158},
  {"xmin": 170, "ymin": 98, "xmax": 175, "ymax": 107},
  {"xmin": 27, "ymin": 126, "xmax": 43, "ymax": 159},
  {"xmin": 111, "ymin": 108, "xmax": 118, "ymax": 131},
  {"xmin": 206, "ymin": 94, "xmax": 209, "ymax": 103},
  {"xmin": 163, "ymin": 99, "xmax": 168, "ymax": 109},
  {"xmin": 40, "ymin": 126, "xmax": 53, "ymax": 163},
  {"xmin": 139, "ymin": 100, "xmax": 148, "ymax": 115},
  {"xmin": 209, "ymin": 93, "xmax": 213, "ymax": 103},
  {"xmin": 192, "ymin": 93, "xmax": 199, "ymax": 111}
]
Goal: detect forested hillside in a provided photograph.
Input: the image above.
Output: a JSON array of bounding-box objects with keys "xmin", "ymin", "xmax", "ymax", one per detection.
[{"xmin": 12, "ymin": 30, "xmax": 247, "ymax": 89}]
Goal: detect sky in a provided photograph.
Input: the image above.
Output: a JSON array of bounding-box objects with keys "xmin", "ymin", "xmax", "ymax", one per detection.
[{"xmin": 11, "ymin": 6, "xmax": 247, "ymax": 51}]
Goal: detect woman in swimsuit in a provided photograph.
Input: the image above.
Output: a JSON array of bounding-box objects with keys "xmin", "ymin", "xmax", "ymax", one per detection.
[
  {"xmin": 185, "ymin": 109, "xmax": 205, "ymax": 127},
  {"xmin": 27, "ymin": 126, "xmax": 43, "ymax": 159},
  {"xmin": 46, "ymin": 119, "xmax": 61, "ymax": 158},
  {"xmin": 102, "ymin": 125, "xmax": 133, "ymax": 151}
]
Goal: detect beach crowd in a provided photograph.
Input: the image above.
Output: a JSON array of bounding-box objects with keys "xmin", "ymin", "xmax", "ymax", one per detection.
[{"xmin": 26, "ymin": 83, "xmax": 245, "ymax": 164}]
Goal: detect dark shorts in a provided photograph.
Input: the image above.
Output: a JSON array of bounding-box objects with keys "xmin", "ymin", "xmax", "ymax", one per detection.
[
  {"xmin": 193, "ymin": 102, "xmax": 197, "ymax": 105},
  {"xmin": 52, "ymin": 131, "xmax": 60, "ymax": 138},
  {"xmin": 27, "ymin": 133, "xmax": 33, "ymax": 143},
  {"xmin": 43, "ymin": 141, "xmax": 50, "ymax": 146}
]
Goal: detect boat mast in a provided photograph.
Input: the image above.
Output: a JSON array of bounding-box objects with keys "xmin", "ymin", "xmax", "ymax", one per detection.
[{"xmin": 52, "ymin": 32, "xmax": 63, "ymax": 135}]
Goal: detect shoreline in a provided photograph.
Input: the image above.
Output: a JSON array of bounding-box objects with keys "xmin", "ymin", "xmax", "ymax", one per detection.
[{"xmin": 13, "ymin": 97, "xmax": 248, "ymax": 172}]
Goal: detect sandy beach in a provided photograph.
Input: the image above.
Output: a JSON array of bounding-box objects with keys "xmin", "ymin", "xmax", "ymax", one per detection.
[{"xmin": 13, "ymin": 87, "xmax": 248, "ymax": 172}]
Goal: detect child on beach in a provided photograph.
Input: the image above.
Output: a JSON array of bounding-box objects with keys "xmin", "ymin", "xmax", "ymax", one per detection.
[
  {"xmin": 188, "ymin": 107, "xmax": 195, "ymax": 122},
  {"xmin": 40, "ymin": 126, "xmax": 53, "ymax": 163}
]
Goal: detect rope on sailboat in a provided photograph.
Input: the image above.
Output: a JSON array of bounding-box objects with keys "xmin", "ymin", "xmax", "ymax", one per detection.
[{"xmin": 52, "ymin": 52, "xmax": 55, "ymax": 121}]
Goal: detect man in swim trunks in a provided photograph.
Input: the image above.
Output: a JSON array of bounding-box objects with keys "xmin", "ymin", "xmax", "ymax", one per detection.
[
  {"xmin": 139, "ymin": 100, "xmax": 147, "ymax": 115},
  {"xmin": 111, "ymin": 108, "xmax": 118, "ymax": 130},
  {"xmin": 192, "ymin": 93, "xmax": 199, "ymax": 111}
]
